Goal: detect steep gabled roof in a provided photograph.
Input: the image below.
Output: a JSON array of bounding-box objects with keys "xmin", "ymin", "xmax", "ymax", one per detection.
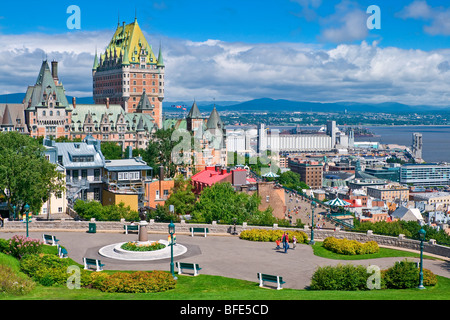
[
  {"xmin": 1, "ymin": 104, "xmax": 13, "ymax": 126},
  {"xmin": 206, "ymin": 105, "xmax": 223, "ymax": 130},
  {"xmin": 187, "ymin": 101, "xmax": 202, "ymax": 119},
  {"xmin": 97, "ymin": 19, "xmax": 157, "ymax": 69},
  {"xmin": 23, "ymin": 60, "xmax": 69, "ymax": 110},
  {"xmin": 136, "ymin": 90, "xmax": 153, "ymax": 110}
]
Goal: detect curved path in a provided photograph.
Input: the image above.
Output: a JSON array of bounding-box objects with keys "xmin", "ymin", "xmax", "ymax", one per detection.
[{"xmin": 1, "ymin": 230, "xmax": 449, "ymax": 290}]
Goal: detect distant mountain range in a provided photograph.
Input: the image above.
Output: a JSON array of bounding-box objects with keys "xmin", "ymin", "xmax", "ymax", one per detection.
[
  {"xmin": 165, "ymin": 98, "xmax": 448, "ymax": 114},
  {"xmin": 1, "ymin": 93, "xmax": 446, "ymax": 114}
]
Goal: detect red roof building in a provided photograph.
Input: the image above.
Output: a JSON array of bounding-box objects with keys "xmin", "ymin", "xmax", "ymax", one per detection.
[{"xmin": 191, "ymin": 166, "xmax": 246, "ymax": 194}]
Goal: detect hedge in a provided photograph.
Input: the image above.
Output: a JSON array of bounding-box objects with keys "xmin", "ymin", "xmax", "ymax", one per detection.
[
  {"xmin": 310, "ymin": 259, "xmax": 438, "ymax": 291},
  {"xmin": 323, "ymin": 237, "xmax": 379, "ymax": 255},
  {"xmin": 239, "ymin": 229, "xmax": 309, "ymax": 244}
]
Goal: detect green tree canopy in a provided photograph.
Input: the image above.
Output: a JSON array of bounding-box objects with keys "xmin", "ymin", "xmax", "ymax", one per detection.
[
  {"xmin": 277, "ymin": 170, "xmax": 309, "ymax": 190},
  {"xmin": 101, "ymin": 141, "xmax": 124, "ymax": 160},
  {"xmin": 163, "ymin": 175, "xmax": 196, "ymax": 217},
  {"xmin": 191, "ymin": 182, "xmax": 262, "ymax": 224},
  {"xmin": 0, "ymin": 132, "xmax": 65, "ymax": 215},
  {"xmin": 141, "ymin": 128, "xmax": 180, "ymax": 178}
]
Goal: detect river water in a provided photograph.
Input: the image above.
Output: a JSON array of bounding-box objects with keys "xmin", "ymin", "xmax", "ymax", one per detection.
[{"xmin": 356, "ymin": 126, "xmax": 450, "ymax": 163}]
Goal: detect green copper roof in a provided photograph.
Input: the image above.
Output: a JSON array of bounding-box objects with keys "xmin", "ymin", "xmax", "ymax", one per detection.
[
  {"xmin": 24, "ymin": 60, "xmax": 69, "ymax": 111},
  {"xmin": 70, "ymin": 104, "xmax": 154, "ymax": 133},
  {"xmin": 157, "ymin": 46, "xmax": 164, "ymax": 67},
  {"xmin": 93, "ymin": 50, "xmax": 99, "ymax": 70}
]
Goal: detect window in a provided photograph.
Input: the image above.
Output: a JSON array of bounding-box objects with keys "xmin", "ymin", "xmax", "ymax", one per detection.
[
  {"xmin": 155, "ymin": 190, "xmax": 160, "ymax": 199},
  {"xmin": 94, "ymin": 169, "xmax": 100, "ymax": 181},
  {"xmin": 94, "ymin": 188, "xmax": 100, "ymax": 201}
]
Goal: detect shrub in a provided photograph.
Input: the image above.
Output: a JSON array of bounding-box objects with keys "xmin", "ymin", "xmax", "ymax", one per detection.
[
  {"xmin": 74, "ymin": 200, "xmax": 139, "ymax": 221},
  {"xmin": 239, "ymin": 229, "xmax": 308, "ymax": 244},
  {"xmin": 6, "ymin": 235, "xmax": 43, "ymax": 259},
  {"xmin": 310, "ymin": 264, "xmax": 369, "ymax": 291},
  {"xmin": 0, "ymin": 264, "xmax": 35, "ymax": 295},
  {"xmin": 20, "ymin": 254, "xmax": 91, "ymax": 287},
  {"xmin": 92, "ymin": 271, "xmax": 176, "ymax": 293},
  {"xmin": 382, "ymin": 259, "xmax": 437, "ymax": 289},
  {"xmin": 0, "ymin": 239, "xmax": 9, "ymax": 253},
  {"xmin": 322, "ymin": 237, "xmax": 379, "ymax": 255}
]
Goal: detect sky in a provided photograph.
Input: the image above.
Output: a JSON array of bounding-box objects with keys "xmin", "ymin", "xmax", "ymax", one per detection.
[{"xmin": 1, "ymin": 0, "xmax": 450, "ymax": 106}]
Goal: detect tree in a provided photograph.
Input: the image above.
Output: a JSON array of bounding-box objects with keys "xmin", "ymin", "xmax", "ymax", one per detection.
[
  {"xmin": 101, "ymin": 141, "xmax": 123, "ymax": 160},
  {"xmin": 277, "ymin": 170, "xmax": 309, "ymax": 190},
  {"xmin": 141, "ymin": 128, "xmax": 179, "ymax": 178},
  {"xmin": 0, "ymin": 132, "xmax": 65, "ymax": 216},
  {"xmin": 192, "ymin": 182, "xmax": 262, "ymax": 224},
  {"xmin": 163, "ymin": 175, "xmax": 196, "ymax": 216}
]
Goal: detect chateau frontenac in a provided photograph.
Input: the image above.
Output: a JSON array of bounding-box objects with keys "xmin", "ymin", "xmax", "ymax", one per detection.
[{"xmin": 0, "ymin": 19, "xmax": 164, "ymax": 151}]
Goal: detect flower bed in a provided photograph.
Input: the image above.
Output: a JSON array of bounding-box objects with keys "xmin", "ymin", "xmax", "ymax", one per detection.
[
  {"xmin": 0, "ymin": 235, "xmax": 43, "ymax": 259},
  {"xmin": 120, "ymin": 241, "xmax": 166, "ymax": 252}
]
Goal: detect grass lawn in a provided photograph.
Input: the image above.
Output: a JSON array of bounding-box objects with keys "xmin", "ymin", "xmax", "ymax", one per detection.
[
  {"xmin": 1, "ymin": 243, "xmax": 449, "ymax": 301},
  {"xmin": 3, "ymin": 272, "xmax": 449, "ymax": 301}
]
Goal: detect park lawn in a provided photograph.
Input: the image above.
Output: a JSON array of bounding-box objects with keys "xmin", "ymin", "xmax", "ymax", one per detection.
[
  {"xmin": 311, "ymin": 241, "xmax": 440, "ymax": 260},
  {"xmin": 3, "ymin": 273, "xmax": 449, "ymax": 300},
  {"xmin": 1, "ymin": 244, "xmax": 449, "ymax": 300}
]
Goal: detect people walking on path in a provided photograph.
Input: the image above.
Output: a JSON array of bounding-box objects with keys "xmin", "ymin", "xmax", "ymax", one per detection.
[
  {"xmin": 283, "ymin": 232, "xmax": 289, "ymax": 253},
  {"xmin": 293, "ymin": 236, "xmax": 297, "ymax": 249}
]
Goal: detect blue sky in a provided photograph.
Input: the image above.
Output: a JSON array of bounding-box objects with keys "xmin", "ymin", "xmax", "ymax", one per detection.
[
  {"xmin": 1, "ymin": 0, "xmax": 450, "ymax": 106},
  {"xmin": 1, "ymin": 0, "xmax": 448, "ymax": 49}
]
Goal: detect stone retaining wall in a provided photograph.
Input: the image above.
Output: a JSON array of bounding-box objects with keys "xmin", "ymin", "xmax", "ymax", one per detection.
[{"xmin": 2, "ymin": 219, "xmax": 449, "ymax": 259}]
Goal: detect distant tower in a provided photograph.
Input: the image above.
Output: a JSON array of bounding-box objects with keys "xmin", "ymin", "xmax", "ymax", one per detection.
[
  {"xmin": 412, "ymin": 133, "xmax": 423, "ymax": 160},
  {"xmin": 326, "ymin": 120, "xmax": 336, "ymax": 148},
  {"xmin": 348, "ymin": 128, "xmax": 355, "ymax": 148}
]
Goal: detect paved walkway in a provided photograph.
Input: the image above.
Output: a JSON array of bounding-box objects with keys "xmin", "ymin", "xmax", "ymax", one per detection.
[
  {"xmin": 285, "ymin": 192, "xmax": 335, "ymax": 229},
  {"xmin": 1, "ymin": 230, "xmax": 449, "ymax": 290}
]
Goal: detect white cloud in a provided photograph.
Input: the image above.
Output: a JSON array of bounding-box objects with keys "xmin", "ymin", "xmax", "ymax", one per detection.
[
  {"xmin": 318, "ymin": 1, "xmax": 369, "ymax": 43},
  {"xmin": 0, "ymin": 31, "xmax": 450, "ymax": 107},
  {"xmin": 399, "ymin": 0, "xmax": 450, "ymax": 36}
]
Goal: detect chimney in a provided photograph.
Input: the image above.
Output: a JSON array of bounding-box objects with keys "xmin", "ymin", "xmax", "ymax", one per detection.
[
  {"xmin": 106, "ymin": 97, "xmax": 110, "ymax": 109},
  {"xmin": 51, "ymin": 61, "xmax": 58, "ymax": 81},
  {"xmin": 159, "ymin": 165, "xmax": 164, "ymax": 197},
  {"xmin": 72, "ymin": 97, "xmax": 76, "ymax": 109},
  {"xmin": 159, "ymin": 165, "xmax": 164, "ymax": 180}
]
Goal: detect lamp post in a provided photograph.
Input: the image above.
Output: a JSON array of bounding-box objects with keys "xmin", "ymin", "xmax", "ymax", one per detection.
[
  {"xmin": 168, "ymin": 220, "xmax": 177, "ymax": 280},
  {"xmin": 24, "ymin": 203, "xmax": 30, "ymax": 237},
  {"xmin": 418, "ymin": 227, "xmax": 426, "ymax": 290},
  {"xmin": 309, "ymin": 200, "xmax": 316, "ymax": 245}
]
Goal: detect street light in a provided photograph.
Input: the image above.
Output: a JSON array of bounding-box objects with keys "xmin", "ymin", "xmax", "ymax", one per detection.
[
  {"xmin": 168, "ymin": 220, "xmax": 177, "ymax": 280},
  {"xmin": 24, "ymin": 203, "xmax": 30, "ymax": 237},
  {"xmin": 309, "ymin": 200, "xmax": 316, "ymax": 245},
  {"xmin": 418, "ymin": 227, "xmax": 426, "ymax": 290}
]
